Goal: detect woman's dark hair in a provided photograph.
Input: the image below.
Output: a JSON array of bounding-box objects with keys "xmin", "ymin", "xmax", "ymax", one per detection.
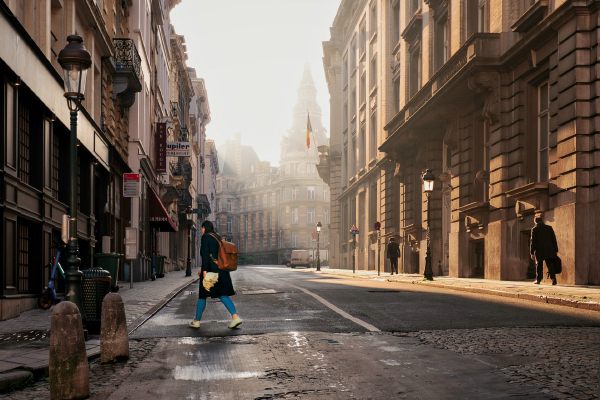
[{"xmin": 201, "ymin": 220, "xmax": 215, "ymax": 233}]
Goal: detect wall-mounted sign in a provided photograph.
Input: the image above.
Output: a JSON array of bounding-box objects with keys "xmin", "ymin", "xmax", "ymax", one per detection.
[
  {"xmin": 166, "ymin": 141, "xmax": 191, "ymax": 157},
  {"xmin": 123, "ymin": 173, "xmax": 141, "ymax": 198},
  {"xmin": 156, "ymin": 123, "xmax": 167, "ymax": 173}
]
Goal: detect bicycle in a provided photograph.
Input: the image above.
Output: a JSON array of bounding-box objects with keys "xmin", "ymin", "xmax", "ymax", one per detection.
[{"xmin": 38, "ymin": 245, "xmax": 66, "ymax": 310}]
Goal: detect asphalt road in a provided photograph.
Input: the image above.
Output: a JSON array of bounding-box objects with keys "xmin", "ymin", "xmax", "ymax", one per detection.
[{"xmin": 108, "ymin": 265, "xmax": 600, "ymax": 400}]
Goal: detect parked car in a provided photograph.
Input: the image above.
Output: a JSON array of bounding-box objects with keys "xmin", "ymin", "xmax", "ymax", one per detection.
[{"xmin": 289, "ymin": 250, "xmax": 313, "ymax": 268}]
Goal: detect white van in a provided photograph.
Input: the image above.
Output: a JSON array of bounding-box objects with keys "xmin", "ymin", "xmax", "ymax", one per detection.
[{"xmin": 289, "ymin": 250, "xmax": 313, "ymax": 268}]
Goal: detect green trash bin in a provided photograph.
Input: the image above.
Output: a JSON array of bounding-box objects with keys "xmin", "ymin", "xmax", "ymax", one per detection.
[{"xmin": 94, "ymin": 253, "xmax": 122, "ymax": 292}]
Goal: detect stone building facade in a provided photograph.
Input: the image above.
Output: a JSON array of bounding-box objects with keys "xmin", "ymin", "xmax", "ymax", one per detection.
[
  {"xmin": 0, "ymin": 0, "xmax": 218, "ymax": 318},
  {"xmin": 324, "ymin": 0, "xmax": 600, "ymax": 285},
  {"xmin": 216, "ymin": 70, "xmax": 330, "ymax": 265},
  {"xmin": 322, "ymin": 0, "xmax": 391, "ymax": 272}
]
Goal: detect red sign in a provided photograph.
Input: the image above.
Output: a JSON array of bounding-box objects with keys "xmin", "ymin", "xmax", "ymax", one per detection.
[
  {"xmin": 123, "ymin": 173, "xmax": 140, "ymax": 198},
  {"xmin": 156, "ymin": 122, "xmax": 167, "ymax": 173}
]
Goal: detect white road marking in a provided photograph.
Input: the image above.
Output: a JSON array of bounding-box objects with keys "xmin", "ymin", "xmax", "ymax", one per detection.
[{"xmin": 290, "ymin": 284, "xmax": 381, "ymax": 332}]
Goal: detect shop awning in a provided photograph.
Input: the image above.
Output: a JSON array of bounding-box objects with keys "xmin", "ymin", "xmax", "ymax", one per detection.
[{"xmin": 149, "ymin": 186, "xmax": 178, "ymax": 232}]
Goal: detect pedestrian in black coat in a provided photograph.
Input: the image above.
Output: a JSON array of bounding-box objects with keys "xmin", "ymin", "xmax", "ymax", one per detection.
[
  {"xmin": 530, "ymin": 215, "xmax": 558, "ymax": 285},
  {"xmin": 189, "ymin": 221, "xmax": 242, "ymax": 329},
  {"xmin": 387, "ymin": 237, "xmax": 400, "ymax": 275}
]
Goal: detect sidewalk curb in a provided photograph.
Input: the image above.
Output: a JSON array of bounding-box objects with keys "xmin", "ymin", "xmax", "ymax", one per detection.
[
  {"xmin": 316, "ymin": 270, "xmax": 600, "ymax": 313},
  {"xmin": 0, "ymin": 277, "xmax": 197, "ymax": 394},
  {"xmin": 127, "ymin": 277, "xmax": 198, "ymax": 335}
]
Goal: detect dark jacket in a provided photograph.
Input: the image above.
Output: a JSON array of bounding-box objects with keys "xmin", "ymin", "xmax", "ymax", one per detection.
[
  {"xmin": 530, "ymin": 222, "xmax": 558, "ymax": 261},
  {"xmin": 199, "ymin": 233, "xmax": 235, "ymax": 299},
  {"xmin": 386, "ymin": 241, "xmax": 400, "ymax": 260}
]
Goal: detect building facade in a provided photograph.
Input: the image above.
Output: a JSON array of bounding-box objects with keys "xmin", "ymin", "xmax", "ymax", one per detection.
[
  {"xmin": 324, "ymin": 0, "xmax": 600, "ymax": 285},
  {"xmin": 322, "ymin": 0, "xmax": 391, "ymax": 272},
  {"xmin": 0, "ymin": 0, "xmax": 218, "ymax": 319},
  {"xmin": 216, "ymin": 70, "xmax": 331, "ymax": 265}
]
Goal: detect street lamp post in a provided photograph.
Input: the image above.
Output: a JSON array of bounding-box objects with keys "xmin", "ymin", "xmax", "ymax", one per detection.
[
  {"xmin": 316, "ymin": 221, "xmax": 322, "ymax": 271},
  {"xmin": 422, "ymin": 169, "xmax": 435, "ymax": 281},
  {"xmin": 58, "ymin": 35, "xmax": 91, "ymax": 312}
]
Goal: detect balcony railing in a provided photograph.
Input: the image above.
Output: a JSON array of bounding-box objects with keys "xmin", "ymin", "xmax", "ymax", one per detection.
[
  {"xmin": 405, "ymin": 33, "xmax": 500, "ymax": 119},
  {"xmin": 114, "ymin": 38, "xmax": 142, "ymax": 81},
  {"xmin": 113, "ymin": 38, "xmax": 142, "ymax": 107}
]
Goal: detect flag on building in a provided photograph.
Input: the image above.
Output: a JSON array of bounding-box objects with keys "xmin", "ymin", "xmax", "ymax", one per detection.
[{"xmin": 306, "ymin": 113, "xmax": 312, "ymax": 149}]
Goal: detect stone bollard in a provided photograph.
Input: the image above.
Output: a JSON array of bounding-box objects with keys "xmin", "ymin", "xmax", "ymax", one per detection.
[
  {"xmin": 100, "ymin": 293, "xmax": 129, "ymax": 363},
  {"xmin": 49, "ymin": 301, "xmax": 89, "ymax": 400}
]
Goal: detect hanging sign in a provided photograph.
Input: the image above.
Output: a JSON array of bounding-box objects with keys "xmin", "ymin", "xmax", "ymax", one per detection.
[
  {"xmin": 156, "ymin": 123, "xmax": 167, "ymax": 173},
  {"xmin": 166, "ymin": 141, "xmax": 191, "ymax": 157},
  {"xmin": 123, "ymin": 173, "xmax": 141, "ymax": 198}
]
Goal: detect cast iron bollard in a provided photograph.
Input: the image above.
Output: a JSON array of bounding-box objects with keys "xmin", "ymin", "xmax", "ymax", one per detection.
[
  {"xmin": 49, "ymin": 301, "xmax": 89, "ymax": 400},
  {"xmin": 100, "ymin": 293, "xmax": 129, "ymax": 363}
]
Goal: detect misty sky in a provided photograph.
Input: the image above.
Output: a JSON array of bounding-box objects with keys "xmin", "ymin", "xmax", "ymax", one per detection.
[{"xmin": 171, "ymin": 0, "xmax": 340, "ymax": 166}]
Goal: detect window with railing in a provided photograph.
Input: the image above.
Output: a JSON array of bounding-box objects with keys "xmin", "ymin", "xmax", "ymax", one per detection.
[{"xmin": 308, "ymin": 186, "xmax": 316, "ymax": 200}]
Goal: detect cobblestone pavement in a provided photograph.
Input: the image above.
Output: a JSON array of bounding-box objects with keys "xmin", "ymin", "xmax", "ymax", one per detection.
[
  {"xmin": 6, "ymin": 328, "xmax": 598, "ymax": 399},
  {"xmin": 0, "ymin": 338, "xmax": 160, "ymax": 400},
  {"xmin": 408, "ymin": 327, "xmax": 600, "ymax": 400}
]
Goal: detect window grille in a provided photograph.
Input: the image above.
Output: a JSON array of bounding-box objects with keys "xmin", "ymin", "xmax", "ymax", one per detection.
[
  {"xmin": 17, "ymin": 221, "xmax": 30, "ymax": 292},
  {"xmin": 18, "ymin": 102, "xmax": 31, "ymax": 184}
]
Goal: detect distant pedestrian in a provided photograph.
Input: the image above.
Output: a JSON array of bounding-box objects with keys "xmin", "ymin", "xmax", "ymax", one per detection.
[
  {"xmin": 189, "ymin": 221, "xmax": 242, "ymax": 329},
  {"xmin": 387, "ymin": 237, "xmax": 400, "ymax": 275},
  {"xmin": 530, "ymin": 214, "xmax": 558, "ymax": 285}
]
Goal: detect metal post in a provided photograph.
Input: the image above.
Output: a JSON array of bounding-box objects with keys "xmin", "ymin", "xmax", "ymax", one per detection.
[
  {"xmin": 377, "ymin": 231, "xmax": 381, "ymax": 276},
  {"xmin": 65, "ymin": 109, "xmax": 84, "ymax": 313},
  {"xmin": 424, "ymin": 192, "xmax": 434, "ymax": 281},
  {"xmin": 185, "ymin": 225, "xmax": 192, "ymax": 276},
  {"xmin": 316, "ymin": 231, "xmax": 321, "ymax": 271},
  {"xmin": 352, "ymin": 234, "xmax": 356, "ymax": 274}
]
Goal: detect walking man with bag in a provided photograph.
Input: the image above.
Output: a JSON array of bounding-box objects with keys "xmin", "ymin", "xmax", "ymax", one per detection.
[
  {"xmin": 387, "ymin": 237, "xmax": 400, "ymax": 275},
  {"xmin": 189, "ymin": 221, "xmax": 242, "ymax": 329},
  {"xmin": 530, "ymin": 214, "xmax": 559, "ymax": 285}
]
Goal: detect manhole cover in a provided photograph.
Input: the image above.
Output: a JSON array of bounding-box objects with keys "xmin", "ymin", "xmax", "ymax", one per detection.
[{"xmin": 241, "ymin": 289, "xmax": 280, "ymax": 295}]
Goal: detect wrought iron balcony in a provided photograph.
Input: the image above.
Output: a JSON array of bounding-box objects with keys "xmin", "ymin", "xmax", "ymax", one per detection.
[{"xmin": 112, "ymin": 38, "xmax": 142, "ymax": 108}]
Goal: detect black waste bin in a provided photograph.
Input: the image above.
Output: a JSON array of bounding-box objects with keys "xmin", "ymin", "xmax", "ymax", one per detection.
[
  {"xmin": 156, "ymin": 256, "xmax": 165, "ymax": 278},
  {"xmin": 94, "ymin": 253, "xmax": 122, "ymax": 291},
  {"xmin": 81, "ymin": 266, "xmax": 111, "ymax": 334}
]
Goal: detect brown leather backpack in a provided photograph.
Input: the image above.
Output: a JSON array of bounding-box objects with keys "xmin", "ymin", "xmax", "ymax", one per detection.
[{"xmin": 209, "ymin": 233, "xmax": 238, "ymax": 271}]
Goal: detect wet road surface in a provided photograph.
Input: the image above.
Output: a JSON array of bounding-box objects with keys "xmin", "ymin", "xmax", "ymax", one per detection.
[{"xmin": 108, "ymin": 266, "xmax": 600, "ymax": 399}]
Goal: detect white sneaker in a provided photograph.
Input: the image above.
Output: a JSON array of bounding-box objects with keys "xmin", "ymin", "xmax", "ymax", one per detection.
[
  {"xmin": 189, "ymin": 320, "xmax": 200, "ymax": 328},
  {"xmin": 228, "ymin": 317, "xmax": 242, "ymax": 329}
]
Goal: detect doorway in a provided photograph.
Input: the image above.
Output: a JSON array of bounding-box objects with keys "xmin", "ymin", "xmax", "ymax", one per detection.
[{"xmin": 470, "ymin": 239, "xmax": 484, "ymax": 278}]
